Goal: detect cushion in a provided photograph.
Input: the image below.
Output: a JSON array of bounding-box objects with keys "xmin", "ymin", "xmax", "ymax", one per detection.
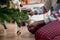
[
  {"xmin": 53, "ymin": 36, "xmax": 60, "ymax": 40},
  {"xmin": 35, "ymin": 20, "xmax": 60, "ymax": 40}
]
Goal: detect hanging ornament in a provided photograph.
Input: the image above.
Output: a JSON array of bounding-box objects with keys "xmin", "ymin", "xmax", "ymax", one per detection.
[{"xmin": 20, "ymin": 4, "xmax": 23, "ymax": 7}]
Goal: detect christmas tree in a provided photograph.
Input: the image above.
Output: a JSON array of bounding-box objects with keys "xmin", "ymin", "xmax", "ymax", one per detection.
[{"xmin": 0, "ymin": 0, "xmax": 29, "ymax": 29}]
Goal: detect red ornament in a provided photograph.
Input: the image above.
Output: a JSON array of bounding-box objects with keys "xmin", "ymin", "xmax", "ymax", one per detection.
[{"xmin": 20, "ymin": 4, "xmax": 23, "ymax": 7}]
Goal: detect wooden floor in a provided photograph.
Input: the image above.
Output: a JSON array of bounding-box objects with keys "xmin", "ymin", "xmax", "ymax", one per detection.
[{"xmin": 0, "ymin": 26, "xmax": 35, "ymax": 40}]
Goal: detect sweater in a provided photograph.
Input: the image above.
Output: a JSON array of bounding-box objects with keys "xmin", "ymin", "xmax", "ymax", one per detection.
[{"xmin": 32, "ymin": 0, "xmax": 60, "ymax": 24}]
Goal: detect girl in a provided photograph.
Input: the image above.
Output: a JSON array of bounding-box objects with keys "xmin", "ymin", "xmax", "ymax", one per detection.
[{"xmin": 28, "ymin": 0, "xmax": 60, "ymax": 34}]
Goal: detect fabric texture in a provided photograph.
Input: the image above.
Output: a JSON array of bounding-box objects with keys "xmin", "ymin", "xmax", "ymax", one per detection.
[
  {"xmin": 53, "ymin": 36, "xmax": 60, "ymax": 40},
  {"xmin": 35, "ymin": 20, "xmax": 60, "ymax": 40}
]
